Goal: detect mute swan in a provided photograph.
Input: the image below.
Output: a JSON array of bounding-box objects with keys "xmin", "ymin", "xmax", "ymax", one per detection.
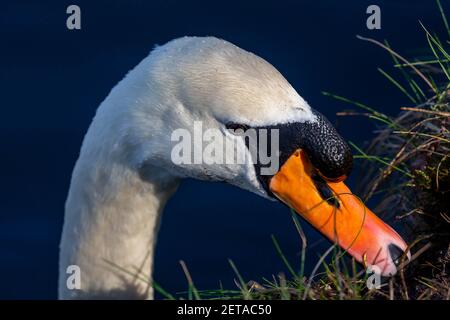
[{"xmin": 59, "ymin": 37, "xmax": 409, "ymax": 299}]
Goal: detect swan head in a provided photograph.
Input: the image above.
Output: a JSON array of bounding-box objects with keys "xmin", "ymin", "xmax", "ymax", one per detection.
[{"xmin": 128, "ymin": 37, "xmax": 408, "ymax": 276}]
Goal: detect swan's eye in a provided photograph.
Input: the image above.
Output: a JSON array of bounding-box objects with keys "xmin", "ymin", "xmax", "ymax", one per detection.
[{"xmin": 225, "ymin": 122, "xmax": 250, "ymax": 132}]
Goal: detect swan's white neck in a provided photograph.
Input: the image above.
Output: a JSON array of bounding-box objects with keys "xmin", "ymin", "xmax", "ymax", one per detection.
[
  {"xmin": 58, "ymin": 49, "xmax": 181, "ymax": 298},
  {"xmin": 59, "ymin": 147, "xmax": 178, "ymax": 299}
]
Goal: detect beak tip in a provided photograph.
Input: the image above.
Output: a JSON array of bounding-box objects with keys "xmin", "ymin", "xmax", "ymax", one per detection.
[
  {"xmin": 388, "ymin": 243, "xmax": 406, "ymax": 267},
  {"xmin": 373, "ymin": 242, "xmax": 410, "ymax": 277}
]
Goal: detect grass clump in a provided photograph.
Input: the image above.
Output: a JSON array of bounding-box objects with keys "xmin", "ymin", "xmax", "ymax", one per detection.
[
  {"xmin": 342, "ymin": 98, "xmax": 450, "ymax": 299},
  {"xmin": 320, "ymin": 0, "xmax": 449, "ymax": 299}
]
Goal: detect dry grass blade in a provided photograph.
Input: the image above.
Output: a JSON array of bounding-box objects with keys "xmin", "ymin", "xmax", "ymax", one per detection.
[
  {"xmin": 401, "ymin": 107, "xmax": 450, "ymax": 117},
  {"xmin": 356, "ymin": 35, "xmax": 437, "ymax": 93}
]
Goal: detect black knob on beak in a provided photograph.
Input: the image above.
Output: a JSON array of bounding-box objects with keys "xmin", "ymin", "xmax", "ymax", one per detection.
[{"xmin": 298, "ymin": 110, "xmax": 353, "ymax": 180}]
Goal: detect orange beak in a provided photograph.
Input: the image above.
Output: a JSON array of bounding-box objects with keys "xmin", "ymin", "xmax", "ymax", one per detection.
[{"xmin": 269, "ymin": 149, "xmax": 410, "ymax": 276}]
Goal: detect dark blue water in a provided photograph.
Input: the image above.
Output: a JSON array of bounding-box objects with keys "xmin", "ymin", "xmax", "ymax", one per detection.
[{"xmin": 0, "ymin": 0, "xmax": 445, "ymax": 299}]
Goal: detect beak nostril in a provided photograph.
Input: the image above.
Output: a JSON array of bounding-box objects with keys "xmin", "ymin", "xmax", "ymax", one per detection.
[
  {"xmin": 312, "ymin": 173, "xmax": 340, "ymax": 208},
  {"xmin": 388, "ymin": 243, "xmax": 405, "ymax": 267}
]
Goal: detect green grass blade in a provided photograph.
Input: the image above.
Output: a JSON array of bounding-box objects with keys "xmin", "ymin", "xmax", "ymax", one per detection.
[
  {"xmin": 322, "ymin": 91, "xmax": 378, "ymax": 114},
  {"xmin": 384, "ymin": 40, "xmax": 424, "ymax": 103},
  {"xmin": 394, "ymin": 58, "xmax": 450, "ymax": 67},
  {"xmin": 378, "ymin": 68, "xmax": 417, "ymax": 104},
  {"xmin": 153, "ymin": 281, "xmax": 176, "ymax": 300},
  {"xmin": 410, "ymin": 78, "xmax": 427, "ymax": 100},
  {"xmin": 271, "ymin": 234, "xmax": 298, "ymax": 280},
  {"xmin": 425, "ymin": 32, "xmax": 450, "ymax": 81},
  {"xmin": 291, "ymin": 211, "xmax": 307, "ymax": 279},
  {"xmin": 436, "ymin": 0, "xmax": 450, "ymax": 40},
  {"xmin": 323, "ymin": 92, "xmax": 396, "ymax": 127},
  {"xmin": 179, "ymin": 260, "xmax": 201, "ymax": 300},
  {"xmin": 228, "ymin": 259, "xmax": 252, "ymax": 300},
  {"xmin": 350, "ymin": 141, "xmax": 414, "ymax": 177}
]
